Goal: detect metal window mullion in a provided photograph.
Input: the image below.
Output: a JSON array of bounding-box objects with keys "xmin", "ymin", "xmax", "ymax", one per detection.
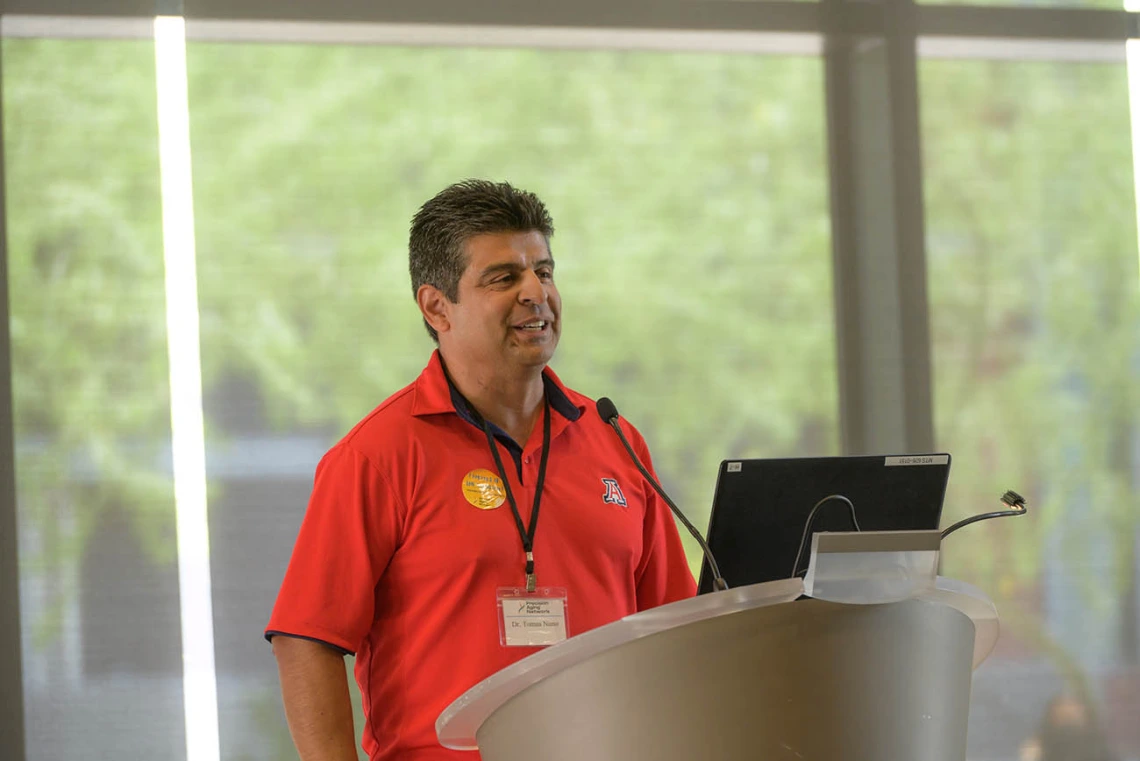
[
  {"xmin": 824, "ymin": 26, "xmax": 867, "ymax": 456},
  {"xmin": 825, "ymin": 0, "xmax": 934, "ymax": 456},
  {"xmin": 918, "ymin": 5, "xmax": 1140, "ymax": 41},
  {"xmin": 0, "ymin": 38, "xmax": 29, "ymax": 761},
  {"xmin": 185, "ymin": 0, "xmax": 824, "ymax": 31},
  {"xmin": 3, "ymin": 0, "xmax": 1139, "ymax": 42},
  {"xmin": 887, "ymin": 0, "xmax": 936, "ymax": 454}
]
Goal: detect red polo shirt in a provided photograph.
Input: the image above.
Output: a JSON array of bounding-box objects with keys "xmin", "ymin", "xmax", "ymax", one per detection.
[{"xmin": 266, "ymin": 351, "xmax": 696, "ymax": 760}]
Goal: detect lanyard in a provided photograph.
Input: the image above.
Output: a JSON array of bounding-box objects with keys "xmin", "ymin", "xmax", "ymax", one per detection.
[{"xmin": 479, "ymin": 398, "xmax": 552, "ymax": 593}]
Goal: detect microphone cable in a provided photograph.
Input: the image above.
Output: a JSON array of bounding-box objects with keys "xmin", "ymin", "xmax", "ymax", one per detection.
[{"xmin": 597, "ymin": 397, "xmax": 729, "ymax": 591}]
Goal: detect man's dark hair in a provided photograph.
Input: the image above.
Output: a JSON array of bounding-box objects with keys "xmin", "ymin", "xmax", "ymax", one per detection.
[{"xmin": 410, "ymin": 179, "xmax": 555, "ymax": 341}]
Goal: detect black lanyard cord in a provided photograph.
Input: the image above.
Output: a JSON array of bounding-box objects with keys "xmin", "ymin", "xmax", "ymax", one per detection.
[{"xmin": 480, "ymin": 398, "xmax": 552, "ymax": 592}]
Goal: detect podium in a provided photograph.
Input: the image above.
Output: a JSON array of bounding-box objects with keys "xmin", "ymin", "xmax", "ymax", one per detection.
[{"xmin": 437, "ymin": 532, "xmax": 998, "ymax": 761}]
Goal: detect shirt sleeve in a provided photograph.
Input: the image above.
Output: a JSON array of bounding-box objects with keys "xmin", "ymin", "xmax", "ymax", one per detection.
[
  {"xmin": 265, "ymin": 441, "xmax": 404, "ymax": 654},
  {"xmin": 628, "ymin": 428, "xmax": 698, "ymax": 610}
]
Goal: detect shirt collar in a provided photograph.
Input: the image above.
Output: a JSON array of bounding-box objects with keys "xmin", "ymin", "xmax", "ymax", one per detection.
[{"xmin": 411, "ymin": 350, "xmax": 583, "ymax": 424}]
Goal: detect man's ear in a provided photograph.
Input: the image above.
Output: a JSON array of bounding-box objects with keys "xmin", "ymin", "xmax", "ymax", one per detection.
[{"xmin": 416, "ymin": 284, "xmax": 452, "ymax": 336}]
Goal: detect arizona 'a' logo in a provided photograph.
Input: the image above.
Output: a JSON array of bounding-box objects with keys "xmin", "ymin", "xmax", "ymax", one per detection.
[{"xmin": 601, "ymin": 478, "xmax": 628, "ymax": 507}]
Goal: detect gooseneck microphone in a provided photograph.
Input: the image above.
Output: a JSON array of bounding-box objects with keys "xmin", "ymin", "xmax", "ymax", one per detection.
[{"xmin": 596, "ymin": 397, "xmax": 729, "ymax": 592}]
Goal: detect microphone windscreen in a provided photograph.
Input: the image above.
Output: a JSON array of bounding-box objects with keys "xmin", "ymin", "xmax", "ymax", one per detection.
[{"xmin": 596, "ymin": 397, "xmax": 620, "ymax": 424}]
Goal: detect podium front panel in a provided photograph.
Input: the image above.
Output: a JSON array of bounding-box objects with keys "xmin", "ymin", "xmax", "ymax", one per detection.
[{"xmin": 476, "ymin": 597, "xmax": 975, "ymax": 761}]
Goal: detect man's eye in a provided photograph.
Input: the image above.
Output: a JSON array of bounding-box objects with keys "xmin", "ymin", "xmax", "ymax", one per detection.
[{"xmin": 537, "ymin": 270, "xmax": 554, "ymax": 281}]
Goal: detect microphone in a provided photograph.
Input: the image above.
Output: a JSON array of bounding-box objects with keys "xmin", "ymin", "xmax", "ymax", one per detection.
[{"xmin": 596, "ymin": 397, "xmax": 729, "ymax": 592}]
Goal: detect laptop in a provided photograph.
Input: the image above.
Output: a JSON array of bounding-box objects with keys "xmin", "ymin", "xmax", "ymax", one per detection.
[{"xmin": 697, "ymin": 454, "xmax": 952, "ymax": 594}]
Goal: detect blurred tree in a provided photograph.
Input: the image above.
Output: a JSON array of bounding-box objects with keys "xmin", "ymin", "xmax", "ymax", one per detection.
[
  {"xmin": 3, "ymin": 39, "xmax": 175, "ymax": 648},
  {"xmin": 182, "ymin": 44, "xmax": 838, "ymax": 566},
  {"xmin": 922, "ymin": 60, "xmax": 1140, "ymax": 669}
]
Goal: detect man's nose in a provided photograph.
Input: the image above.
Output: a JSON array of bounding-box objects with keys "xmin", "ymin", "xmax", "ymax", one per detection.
[{"xmin": 518, "ymin": 271, "xmax": 548, "ymax": 305}]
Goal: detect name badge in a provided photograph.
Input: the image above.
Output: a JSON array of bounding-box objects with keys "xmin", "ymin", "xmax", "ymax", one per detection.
[{"xmin": 496, "ymin": 587, "xmax": 569, "ymax": 647}]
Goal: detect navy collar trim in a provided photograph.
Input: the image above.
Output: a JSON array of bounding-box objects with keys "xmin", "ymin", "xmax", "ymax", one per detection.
[{"xmin": 445, "ymin": 372, "xmax": 582, "ymax": 431}]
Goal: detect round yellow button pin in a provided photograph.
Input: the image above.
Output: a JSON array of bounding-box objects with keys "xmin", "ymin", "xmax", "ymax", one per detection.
[{"xmin": 462, "ymin": 468, "xmax": 506, "ymax": 510}]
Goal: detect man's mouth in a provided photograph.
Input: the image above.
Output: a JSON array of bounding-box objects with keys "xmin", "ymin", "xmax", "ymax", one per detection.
[{"xmin": 515, "ymin": 320, "xmax": 549, "ymax": 332}]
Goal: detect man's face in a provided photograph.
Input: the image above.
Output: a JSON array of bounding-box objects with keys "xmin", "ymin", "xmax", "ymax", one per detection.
[{"xmin": 439, "ymin": 230, "xmax": 561, "ymax": 372}]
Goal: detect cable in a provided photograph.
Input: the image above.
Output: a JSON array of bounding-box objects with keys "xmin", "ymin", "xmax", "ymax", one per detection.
[
  {"xmin": 789, "ymin": 490, "xmax": 1028, "ymax": 579},
  {"xmin": 790, "ymin": 494, "xmax": 860, "ymax": 579},
  {"xmin": 602, "ymin": 410, "xmax": 728, "ymax": 591}
]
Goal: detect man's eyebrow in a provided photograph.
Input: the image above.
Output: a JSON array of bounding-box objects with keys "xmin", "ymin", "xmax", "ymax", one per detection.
[
  {"xmin": 478, "ymin": 258, "xmax": 556, "ymax": 279},
  {"xmin": 478, "ymin": 262, "xmax": 522, "ymax": 279}
]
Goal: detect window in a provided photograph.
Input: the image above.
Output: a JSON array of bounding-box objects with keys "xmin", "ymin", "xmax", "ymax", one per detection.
[
  {"xmin": 922, "ymin": 55, "xmax": 1140, "ymax": 760},
  {"xmin": 5, "ymin": 37, "xmax": 187, "ymax": 759}
]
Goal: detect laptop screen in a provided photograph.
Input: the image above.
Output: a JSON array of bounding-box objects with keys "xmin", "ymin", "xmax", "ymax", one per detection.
[{"xmin": 697, "ymin": 454, "xmax": 952, "ymax": 594}]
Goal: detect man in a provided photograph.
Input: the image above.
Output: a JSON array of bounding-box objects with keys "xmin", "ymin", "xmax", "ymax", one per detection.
[{"xmin": 266, "ymin": 180, "xmax": 696, "ymax": 761}]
